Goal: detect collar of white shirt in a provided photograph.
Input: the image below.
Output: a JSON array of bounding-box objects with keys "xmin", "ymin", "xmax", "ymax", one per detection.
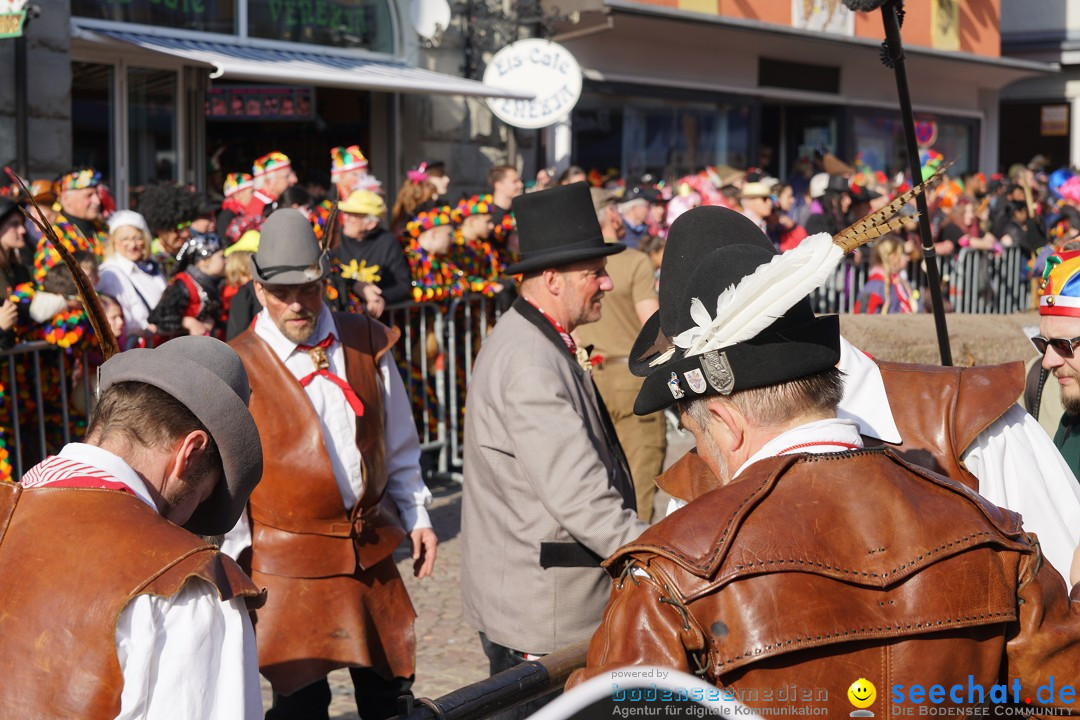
[
  {"xmin": 836, "ymin": 335, "xmax": 902, "ymax": 444},
  {"xmin": 254, "ymin": 303, "xmax": 336, "ymax": 362},
  {"xmin": 56, "ymin": 442, "xmax": 159, "ymax": 512},
  {"xmin": 733, "ymin": 417, "xmax": 864, "ymax": 480},
  {"xmin": 101, "ymin": 254, "xmax": 138, "ymax": 275}
]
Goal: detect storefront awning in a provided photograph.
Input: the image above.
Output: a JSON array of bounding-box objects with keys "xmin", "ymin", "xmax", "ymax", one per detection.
[{"xmin": 72, "ymin": 24, "xmax": 532, "ymax": 100}]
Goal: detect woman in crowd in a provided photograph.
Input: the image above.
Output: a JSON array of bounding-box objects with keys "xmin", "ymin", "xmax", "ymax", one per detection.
[
  {"xmin": 0, "ymin": 198, "xmax": 29, "ymax": 350},
  {"xmin": 768, "ymin": 183, "xmax": 808, "ymax": 251},
  {"xmin": 391, "ymin": 165, "xmax": 438, "ymax": 232},
  {"xmin": 96, "ymin": 210, "xmax": 167, "ymax": 342},
  {"xmin": 936, "ymin": 197, "xmax": 998, "ymax": 256},
  {"xmin": 854, "ymin": 235, "xmax": 918, "ymax": 315}
]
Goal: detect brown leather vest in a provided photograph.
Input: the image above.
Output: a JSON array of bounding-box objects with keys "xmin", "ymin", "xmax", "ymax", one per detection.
[
  {"xmin": 230, "ymin": 313, "xmax": 416, "ymax": 695},
  {"xmin": 0, "ymin": 482, "xmax": 263, "ymax": 720},
  {"xmin": 657, "ymin": 361, "xmax": 1024, "ymax": 502},
  {"xmin": 230, "ymin": 312, "xmax": 404, "ymax": 578},
  {"xmin": 611, "ymin": 451, "xmax": 1032, "ymax": 716}
]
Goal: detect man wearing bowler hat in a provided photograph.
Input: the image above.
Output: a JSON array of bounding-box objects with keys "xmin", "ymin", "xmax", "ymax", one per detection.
[
  {"xmin": 228, "ymin": 208, "xmax": 437, "ymax": 719},
  {"xmin": 460, "ymin": 182, "xmax": 650, "ymax": 719},
  {"xmin": 0, "ymin": 335, "xmax": 265, "ymax": 718}
]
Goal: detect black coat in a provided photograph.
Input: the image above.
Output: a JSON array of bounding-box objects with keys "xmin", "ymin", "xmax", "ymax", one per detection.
[{"xmin": 333, "ymin": 226, "xmax": 413, "ymax": 306}]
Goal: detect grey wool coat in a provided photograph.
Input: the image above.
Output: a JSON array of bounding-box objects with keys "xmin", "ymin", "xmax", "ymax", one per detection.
[{"xmin": 461, "ymin": 298, "xmax": 650, "ymax": 655}]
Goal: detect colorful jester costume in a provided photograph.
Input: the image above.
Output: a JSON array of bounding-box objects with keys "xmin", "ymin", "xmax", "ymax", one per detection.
[
  {"xmin": 34, "ymin": 169, "xmax": 107, "ymax": 284},
  {"xmin": 0, "ymin": 282, "xmax": 94, "ymax": 481}
]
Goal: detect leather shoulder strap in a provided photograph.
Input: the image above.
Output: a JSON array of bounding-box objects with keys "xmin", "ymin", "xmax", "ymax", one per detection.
[{"xmin": 954, "ymin": 361, "xmax": 1024, "ymax": 454}]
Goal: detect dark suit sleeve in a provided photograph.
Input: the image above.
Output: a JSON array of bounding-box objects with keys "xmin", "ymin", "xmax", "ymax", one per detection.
[
  {"xmin": 226, "ymin": 282, "xmax": 261, "ymax": 340},
  {"xmin": 380, "ymin": 245, "xmax": 415, "ymax": 306}
]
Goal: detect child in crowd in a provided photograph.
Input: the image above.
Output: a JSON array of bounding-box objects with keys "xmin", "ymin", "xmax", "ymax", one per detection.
[
  {"xmin": 72, "ymin": 250, "xmax": 100, "ymax": 288},
  {"xmin": 223, "ymin": 243, "xmax": 254, "ymax": 316},
  {"xmin": 148, "ymin": 230, "xmax": 226, "ymax": 338}
]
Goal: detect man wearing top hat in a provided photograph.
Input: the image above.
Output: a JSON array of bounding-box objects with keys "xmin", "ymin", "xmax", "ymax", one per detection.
[
  {"xmin": 566, "ymin": 209, "xmax": 1080, "ymax": 714},
  {"xmin": 461, "ymin": 182, "xmax": 650, "ymax": 718},
  {"xmin": 0, "ymin": 335, "xmax": 265, "ymax": 718},
  {"xmin": 227, "ymin": 209, "xmax": 437, "ymax": 719}
]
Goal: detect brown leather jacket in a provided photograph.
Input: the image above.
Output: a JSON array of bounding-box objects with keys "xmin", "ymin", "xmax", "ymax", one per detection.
[
  {"xmin": 658, "ymin": 361, "xmax": 1023, "ymax": 502},
  {"xmin": 568, "ymin": 450, "xmax": 1080, "ymax": 714},
  {"xmin": 231, "ymin": 313, "xmax": 416, "ymax": 695},
  {"xmin": 0, "ymin": 482, "xmax": 262, "ymax": 719}
]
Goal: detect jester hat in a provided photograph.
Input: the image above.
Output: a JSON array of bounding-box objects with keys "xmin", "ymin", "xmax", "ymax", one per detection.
[
  {"xmin": 451, "ymin": 194, "xmax": 494, "ymax": 223},
  {"xmin": 406, "ymin": 205, "xmax": 454, "ymax": 239},
  {"xmin": 331, "ymin": 145, "xmax": 369, "ymax": 174},
  {"xmin": 252, "ymin": 151, "xmax": 291, "ymax": 178},
  {"xmin": 1040, "ymin": 249, "xmax": 1080, "ymax": 317},
  {"xmin": 57, "ymin": 168, "xmax": 101, "ymax": 192},
  {"xmin": 223, "ymin": 172, "xmax": 254, "ymax": 197}
]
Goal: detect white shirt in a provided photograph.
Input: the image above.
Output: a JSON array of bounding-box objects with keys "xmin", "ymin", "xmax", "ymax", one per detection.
[
  {"xmin": 97, "ymin": 255, "xmax": 167, "ymax": 333},
  {"xmin": 670, "ymin": 338, "xmax": 1080, "ymax": 578},
  {"xmin": 250, "ymin": 304, "xmax": 431, "ymax": 530},
  {"xmin": 37, "ymin": 443, "xmax": 262, "ymax": 720}
]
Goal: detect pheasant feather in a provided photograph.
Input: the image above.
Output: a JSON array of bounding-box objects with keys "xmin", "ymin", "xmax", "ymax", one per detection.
[
  {"xmin": 5, "ymin": 167, "xmax": 119, "ymax": 359},
  {"xmin": 648, "ymin": 165, "xmax": 947, "ymax": 367}
]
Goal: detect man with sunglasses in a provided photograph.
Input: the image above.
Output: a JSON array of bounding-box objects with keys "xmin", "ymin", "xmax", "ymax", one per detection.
[
  {"xmin": 1035, "ymin": 248, "xmax": 1080, "ymax": 583},
  {"xmin": 228, "ymin": 209, "xmax": 438, "ymax": 719}
]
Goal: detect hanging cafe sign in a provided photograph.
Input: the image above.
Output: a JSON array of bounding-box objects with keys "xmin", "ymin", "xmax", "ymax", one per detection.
[
  {"xmin": 0, "ymin": 0, "xmax": 28, "ymax": 39},
  {"xmin": 483, "ymin": 39, "xmax": 582, "ymax": 130}
]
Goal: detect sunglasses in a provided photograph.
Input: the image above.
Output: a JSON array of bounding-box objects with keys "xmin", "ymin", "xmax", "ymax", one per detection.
[
  {"xmin": 1030, "ymin": 334, "xmax": 1080, "ymax": 358},
  {"xmin": 176, "ymin": 220, "xmax": 193, "ymax": 231}
]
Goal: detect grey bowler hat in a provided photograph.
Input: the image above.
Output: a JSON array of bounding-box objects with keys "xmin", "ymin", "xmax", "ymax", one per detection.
[
  {"xmin": 99, "ymin": 335, "xmax": 263, "ymax": 536},
  {"xmin": 250, "ymin": 208, "xmax": 329, "ymax": 285}
]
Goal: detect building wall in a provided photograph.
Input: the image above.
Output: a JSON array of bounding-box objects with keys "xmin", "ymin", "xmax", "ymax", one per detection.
[
  {"xmin": 0, "ymin": 0, "xmax": 72, "ymax": 177},
  {"xmin": 603, "ymin": 0, "xmax": 1001, "ymax": 57}
]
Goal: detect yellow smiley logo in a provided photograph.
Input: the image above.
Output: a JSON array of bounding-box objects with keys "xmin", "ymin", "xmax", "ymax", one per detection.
[{"xmin": 848, "ymin": 678, "xmax": 877, "ymax": 709}]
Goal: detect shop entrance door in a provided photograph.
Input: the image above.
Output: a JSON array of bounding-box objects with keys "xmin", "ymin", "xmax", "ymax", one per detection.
[{"xmin": 759, "ymin": 103, "xmax": 844, "ymax": 183}]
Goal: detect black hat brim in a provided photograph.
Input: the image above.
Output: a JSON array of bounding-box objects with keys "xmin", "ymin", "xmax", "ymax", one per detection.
[
  {"xmin": 633, "ymin": 315, "xmax": 841, "ymax": 416},
  {"xmin": 505, "ymin": 242, "xmax": 625, "ymax": 275}
]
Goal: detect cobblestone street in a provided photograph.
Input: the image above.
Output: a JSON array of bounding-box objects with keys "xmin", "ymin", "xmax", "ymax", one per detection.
[{"xmin": 261, "ymin": 428, "xmax": 693, "ymax": 718}]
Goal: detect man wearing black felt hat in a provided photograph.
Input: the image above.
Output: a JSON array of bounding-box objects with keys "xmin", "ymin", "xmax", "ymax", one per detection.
[
  {"xmin": 566, "ymin": 206, "xmax": 1080, "ymax": 710},
  {"xmin": 461, "ymin": 182, "xmax": 649, "ymax": 719}
]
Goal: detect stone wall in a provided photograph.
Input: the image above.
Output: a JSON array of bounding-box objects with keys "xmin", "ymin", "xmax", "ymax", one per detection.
[
  {"xmin": 0, "ymin": 0, "xmax": 72, "ymax": 178},
  {"xmin": 405, "ymin": 20, "xmax": 540, "ymax": 198}
]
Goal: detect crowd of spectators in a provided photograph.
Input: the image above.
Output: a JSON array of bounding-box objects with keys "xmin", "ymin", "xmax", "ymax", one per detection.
[{"xmin": 2, "ymin": 143, "xmax": 1078, "ymax": 478}]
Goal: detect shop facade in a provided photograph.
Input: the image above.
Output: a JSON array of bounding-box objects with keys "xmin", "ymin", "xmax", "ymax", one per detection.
[
  {"xmin": 549, "ymin": 0, "xmax": 1048, "ymax": 182},
  {"xmin": 3, "ymin": 0, "xmax": 529, "ymax": 205}
]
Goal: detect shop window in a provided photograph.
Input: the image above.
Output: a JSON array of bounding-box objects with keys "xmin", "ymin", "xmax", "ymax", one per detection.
[
  {"xmin": 72, "ymin": 0, "xmax": 236, "ymax": 35},
  {"xmin": 72, "ymin": 62, "xmax": 115, "ymax": 186},
  {"xmin": 573, "ymin": 101, "xmax": 751, "ymax": 182},
  {"xmin": 246, "ymin": 0, "xmax": 393, "ymax": 52},
  {"xmin": 853, "ymin": 111, "xmax": 975, "ymax": 177},
  {"xmin": 128, "ymin": 68, "xmax": 179, "ymax": 189}
]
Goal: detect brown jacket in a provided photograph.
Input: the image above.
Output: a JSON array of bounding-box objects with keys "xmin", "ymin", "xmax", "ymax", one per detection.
[
  {"xmin": 568, "ymin": 450, "xmax": 1080, "ymax": 715},
  {"xmin": 231, "ymin": 313, "xmax": 416, "ymax": 695},
  {"xmin": 657, "ymin": 361, "xmax": 1023, "ymax": 502},
  {"xmin": 0, "ymin": 482, "xmax": 262, "ymax": 720}
]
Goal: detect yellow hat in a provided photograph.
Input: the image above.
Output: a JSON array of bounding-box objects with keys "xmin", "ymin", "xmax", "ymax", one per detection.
[
  {"xmin": 338, "ymin": 189, "xmax": 386, "ymax": 216},
  {"xmin": 225, "ymin": 230, "xmax": 260, "ymax": 256}
]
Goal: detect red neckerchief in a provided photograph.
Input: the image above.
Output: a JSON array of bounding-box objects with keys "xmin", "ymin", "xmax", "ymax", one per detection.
[
  {"xmin": 524, "ymin": 298, "xmax": 576, "ymax": 355},
  {"xmin": 295, "ymin": 333, "xmax": 365, "ymax": 416},
  {"xmin": 21, "ymin": 455, "xmax": 136, "ymax": 495}
]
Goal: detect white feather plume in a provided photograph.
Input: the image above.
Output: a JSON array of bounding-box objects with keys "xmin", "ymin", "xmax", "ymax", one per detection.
[{"xmin": 671, "ymin": 232, "xmax": 843, "ymax": 357}]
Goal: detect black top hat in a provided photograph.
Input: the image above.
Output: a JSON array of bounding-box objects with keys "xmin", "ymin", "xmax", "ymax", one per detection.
[
  {"xmin": 0, "ymin": 197, "xmax": 19, "ymax": 226},
  {"xmin": 629, "ymin": 207, "xmax": 839, "ymax": 416},
  {"xmin": 825, "ymin": 175, "xmax": 851, "ymax": 195},
  {"xmin": 505, "ymin": 182, "xmax": 625, "ymax": 275}
]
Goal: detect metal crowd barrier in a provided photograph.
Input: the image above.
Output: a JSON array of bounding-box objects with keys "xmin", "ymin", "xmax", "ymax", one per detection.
[
  {"xmin": 382, "ymin": 295, "xmax": 504, "ymax": 482},
  {"xmin": 0, "ymin": 341, "xmax": 93, "ymax": 481},
  {"xmin": 0, "ymin": 248, "xmax": 1038, "ymax": 483},
  {"xmin": 809, "ymin": 246, "xmax": 1034, "ymax": 315}
]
